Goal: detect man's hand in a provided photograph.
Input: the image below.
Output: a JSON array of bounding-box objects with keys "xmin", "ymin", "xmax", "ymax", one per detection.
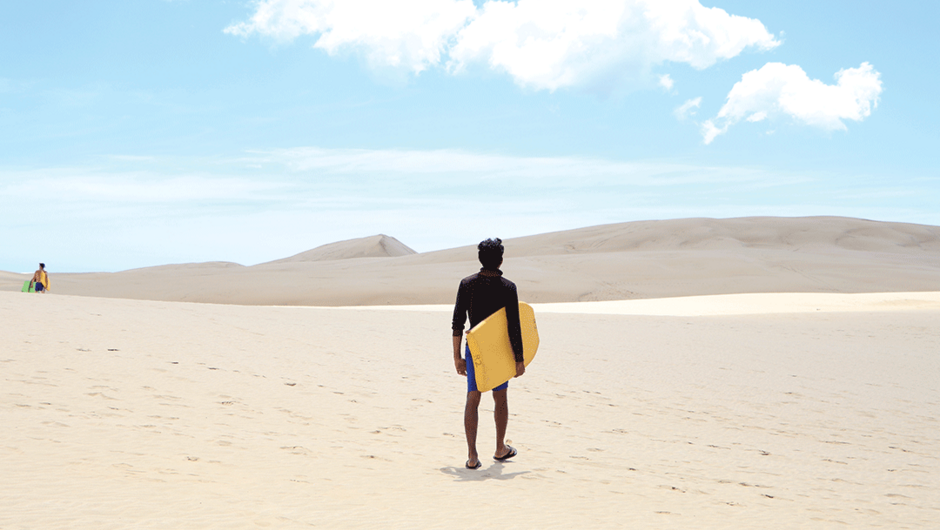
[{"xmin": 514, "ymin": 361, "xmax": 525, "ymax": 378}]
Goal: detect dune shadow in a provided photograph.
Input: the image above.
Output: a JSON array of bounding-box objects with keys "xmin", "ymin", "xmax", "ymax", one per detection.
[{"xmin": 439, "ymin": 462, "xmax": 530, "ymax": 482}]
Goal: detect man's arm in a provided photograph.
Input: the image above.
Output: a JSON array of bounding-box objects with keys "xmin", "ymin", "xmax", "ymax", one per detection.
[
  {"xmin": 505, "ymin": 284, "xmax": 525, "ymax": 378},
  {"xmin": 452, "ymin": 281, "xmax": 467, "ymax": 375},
  {"xmin": 453, "ymin": 335, "xmax": 466, "ymax": 375}
]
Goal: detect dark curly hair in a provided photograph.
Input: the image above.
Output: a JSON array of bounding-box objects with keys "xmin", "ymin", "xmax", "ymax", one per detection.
[{"xmin": 477, "ymin": 238, "xmax": 504, "ymax": 270}]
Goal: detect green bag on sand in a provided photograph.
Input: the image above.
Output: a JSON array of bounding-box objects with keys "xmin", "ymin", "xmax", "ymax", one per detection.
[{"xmin": 22, "ymin": 281, "xmax": 34, "ymax": 293}]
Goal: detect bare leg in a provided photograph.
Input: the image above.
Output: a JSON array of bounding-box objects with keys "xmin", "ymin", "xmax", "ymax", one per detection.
[
  {"xmin": 493, "ymin": 389, "xmax": 509, "ymax": 458},
  {"xmin": 464, "ymin": 391, "xmax": 482, "ymax": 467}
]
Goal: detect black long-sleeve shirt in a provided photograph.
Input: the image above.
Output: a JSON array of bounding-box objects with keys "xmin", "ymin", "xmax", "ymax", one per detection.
[{"xmin": 452, "ymin": 268, "xmax": 524, "ymax": 363}]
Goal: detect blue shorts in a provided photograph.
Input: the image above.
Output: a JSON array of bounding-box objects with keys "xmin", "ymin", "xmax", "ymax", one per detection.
[
  {"xmin": 466, "ymin": 344, "xmax": 508, "ymax": 393},
  {"xmin": 35, "ymin": 282, "xmax": 44, "ymax": 292}
]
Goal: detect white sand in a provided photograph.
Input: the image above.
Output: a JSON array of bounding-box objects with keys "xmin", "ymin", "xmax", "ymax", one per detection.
[
  {"xmin": 3, "ymin": 290, "xmax": 938, "ymax": 528},
  {"xmin": 535, "ymin": 291, "xmax": 940, "ymax": 315}
]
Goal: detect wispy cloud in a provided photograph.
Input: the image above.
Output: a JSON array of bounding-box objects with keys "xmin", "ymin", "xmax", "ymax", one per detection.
[
  {"xmin": 241, "ymin": 146, "xmax": 784, "ymax": 186},
  {"xmin": 4, "ymin": 146, "xmax": 930, "ymax": 272},
  {"xmin": 702, "ymin": 62, "xmax": 883, "ymax": 144},
  {"xmin": 1, "ymin": 168, "xmax": 285, "ymax": 205},
  {"xmin": 674, "ymin": 97, "xmax": 701, "ymax": 120},
  {"xmin": 0, "ymin": 147, "xmax": 803, "ymax": 270},
  {"xmin": 226, "ymin": 0, "xmax": 779, "ymax": 92}
]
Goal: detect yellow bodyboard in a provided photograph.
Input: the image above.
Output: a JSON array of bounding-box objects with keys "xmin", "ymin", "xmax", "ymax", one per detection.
[{"xmin": 466, "ymin": 302, "xmax": 539, "ymax": 393}]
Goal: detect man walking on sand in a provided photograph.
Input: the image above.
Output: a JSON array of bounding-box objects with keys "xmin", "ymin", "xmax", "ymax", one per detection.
[
  {"xmin": 452, "ymin": 238, "xmax": 525, "ymax": 470},
  {"xmin": 30, "ymin": 263, "xmax": 50, "ymax": 294}
]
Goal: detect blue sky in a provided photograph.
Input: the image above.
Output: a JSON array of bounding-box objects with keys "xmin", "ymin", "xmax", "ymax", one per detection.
[{"xmin": 1, "ymin": 0, "xmax": 937, "ymax": 272}]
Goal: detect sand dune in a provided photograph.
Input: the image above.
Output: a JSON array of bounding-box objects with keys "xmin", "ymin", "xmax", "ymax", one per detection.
[
  {"xmin": 3, "ymin": 216, "xmax": 939, "ymax": 306},
  {"xmin": 2, "ymin": 290, "xmax": 938, "ymax": 528}
]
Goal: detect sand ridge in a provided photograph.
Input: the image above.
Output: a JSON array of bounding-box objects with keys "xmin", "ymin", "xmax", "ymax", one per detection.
[
  {"xmin": 4, "ymin": 216, "xmax": 939, "ymax": 306},
  {"xmin": 326, "ymin": 291, "xmax": 940, "ymax": 316},
  {"xmin": 265, "ymin": 234, "xmax": 417, "ymax": 264}
]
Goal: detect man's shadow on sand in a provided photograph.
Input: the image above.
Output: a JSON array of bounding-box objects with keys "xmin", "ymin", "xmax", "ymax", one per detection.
[{"xmin": 440, "ymin": 462, "xmax": 530, "ymax": 482}]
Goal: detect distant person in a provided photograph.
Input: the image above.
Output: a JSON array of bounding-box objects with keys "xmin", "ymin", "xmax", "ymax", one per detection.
[
  {"xmin": 30, "ymin": 263, "xmax": 50, "ymax": 294},
  {"xmin": 452, "ymin": 238, "xmax": 525, "ymax": 469}
]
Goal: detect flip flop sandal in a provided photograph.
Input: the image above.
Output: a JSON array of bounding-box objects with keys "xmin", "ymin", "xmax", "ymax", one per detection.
[{"xmin": 494, "ymin": 446, "xmax": 517, "ymax": 461}]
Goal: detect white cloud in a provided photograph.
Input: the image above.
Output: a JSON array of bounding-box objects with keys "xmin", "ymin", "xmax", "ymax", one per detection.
[
  {"xmin": 225, "ymin": 0, "xmax": 477, "ymax": 74},
  {"xmin": 673, "ymin": 96, "xmax": 701, "ymax": 120},
  {"xmin": 449, "ymin": 0, "xmax": 779, "ymax": 91},
  {"xmin": 659, "ymin": 74, "xmax": 674, "ymax": 91},
  {"xmin": 702, "ymin": 62, "xmax": 883, "ymax": 144},
  {"xmin": 227, "ymin": 0, "xmax": 779, "ymax": 91}
]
